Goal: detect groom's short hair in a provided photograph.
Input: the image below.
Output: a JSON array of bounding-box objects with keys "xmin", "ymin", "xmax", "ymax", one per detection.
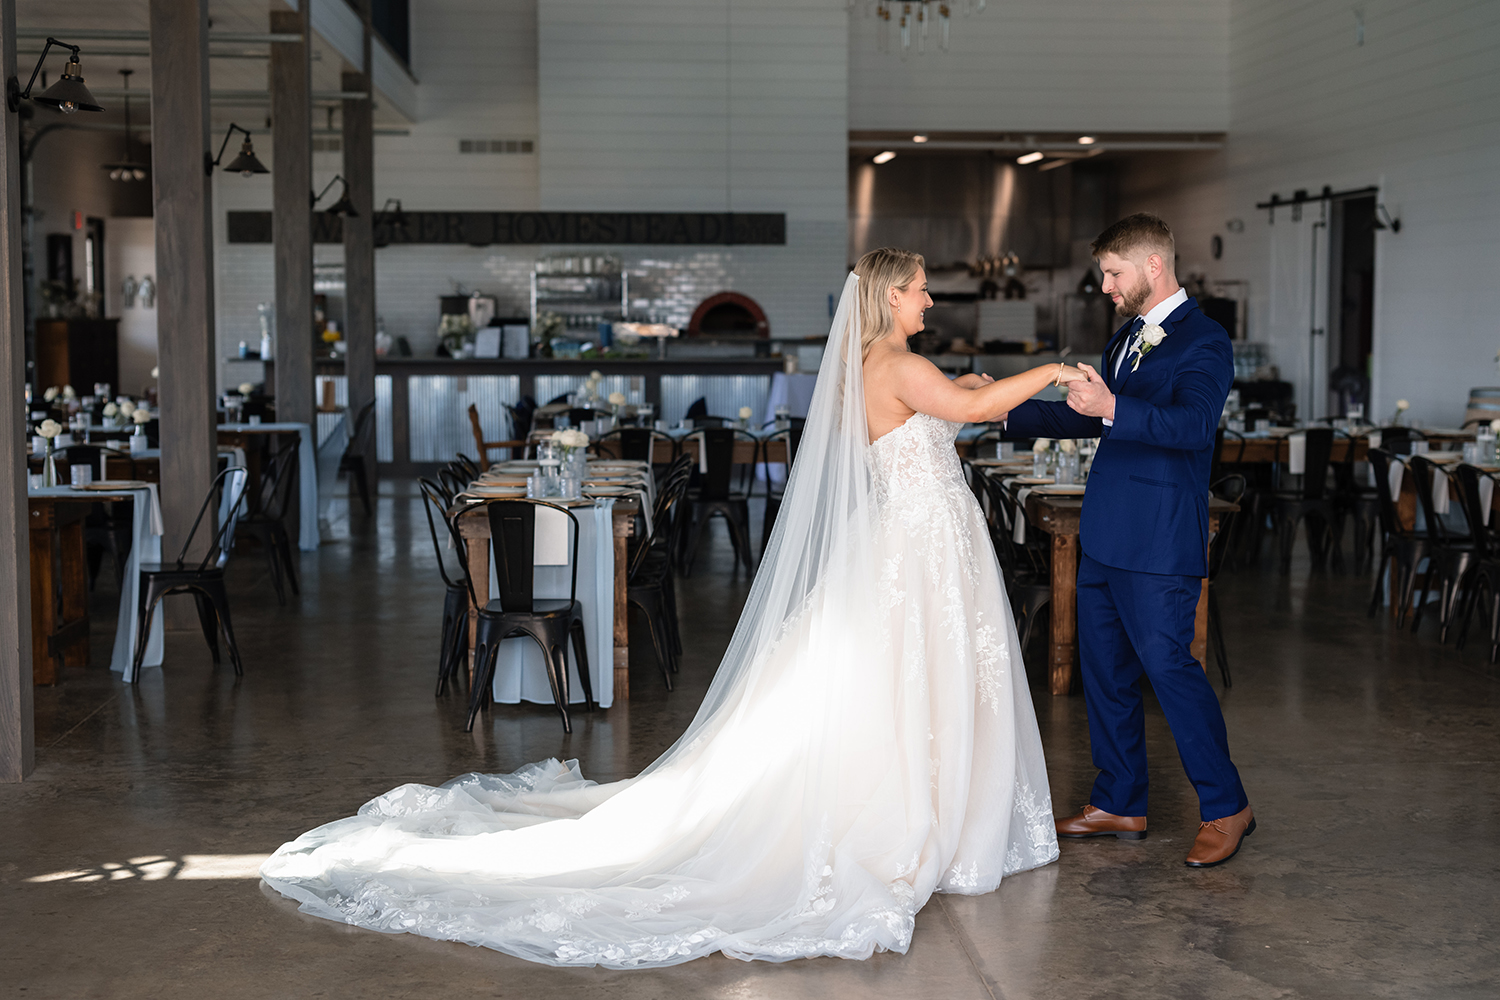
[{"xmin": 1091, "ymin": 213, "xmax": 1176, "ymax": 275}]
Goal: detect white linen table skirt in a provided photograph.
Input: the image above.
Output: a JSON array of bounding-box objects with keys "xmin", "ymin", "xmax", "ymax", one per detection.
[
  {"xmin": 488, "ymin": 498, "xmax": 616, "ymax": 709},
  {"xmin": 220, "ymin": 422, "xmax": 319, "ymax": 550},
  {"xmin": 28, "ymin": 484, "xmax": 165, "ymax": 681}
]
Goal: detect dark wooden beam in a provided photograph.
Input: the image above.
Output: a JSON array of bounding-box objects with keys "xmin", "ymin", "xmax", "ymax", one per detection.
[
  {"xmin": 270, "ymin": 7, "xmax": 313, "ymax": 430},
  {"xmin": 0, "ymin": 0, "xmax": 36, "ymax": 782},
  {"xmin": 148, "ymin": 0, "xmax": 217, "ymax": 579},
  {"xmin": 342, "ymin": 2, "xmax": 376, "ymax": 495}
]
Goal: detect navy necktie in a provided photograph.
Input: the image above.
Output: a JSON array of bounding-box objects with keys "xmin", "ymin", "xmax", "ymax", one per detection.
[{"xmin": 1114, "ymin": 317, "xmax": 1145, "ymax": 377}]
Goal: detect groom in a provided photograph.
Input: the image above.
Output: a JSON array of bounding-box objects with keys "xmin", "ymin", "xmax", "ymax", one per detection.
[{"xmin": 1004, "ymin": 214, "xmax": 1253, "ymax": 867}]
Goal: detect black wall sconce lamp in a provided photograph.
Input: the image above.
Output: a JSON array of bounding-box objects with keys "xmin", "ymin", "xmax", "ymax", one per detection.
[
  {"xmin": 207, "ymin": 123, "xmax": 269, "ymax": 176},
  {"xmin": 1374, "ymin": 203, "xmax": 1402, "ymax": 233},
  {"xmin": 6, "ymin": 37, "xmax": 105, "ymax": 114},
  {"xmin": 313, "ymin": 175, "xmax": 357, "ymax": 217}
]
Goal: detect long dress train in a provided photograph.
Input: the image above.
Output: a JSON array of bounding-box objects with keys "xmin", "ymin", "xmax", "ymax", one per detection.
[{"xmin": 261, "ymin": 276, "xmax": 1058, "ymax": 969}]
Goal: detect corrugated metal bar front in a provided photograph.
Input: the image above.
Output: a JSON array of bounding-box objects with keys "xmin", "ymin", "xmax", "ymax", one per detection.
[
  {"xmin": 660, "ymin": 375, "xmax": 771, "ymax": 426},
  {"xmin": 313, "ymin": 374, "xmax": 394, "ymax": 462},
  {"xmin": 408, "ymin": 375, "xmax": 521, "ymax": 463}
]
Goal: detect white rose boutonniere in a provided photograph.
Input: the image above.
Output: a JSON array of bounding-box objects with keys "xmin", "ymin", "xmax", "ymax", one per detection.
[{"xmin": 1130, "ymin": 324, "xmax": 1166, "ymax": 372}]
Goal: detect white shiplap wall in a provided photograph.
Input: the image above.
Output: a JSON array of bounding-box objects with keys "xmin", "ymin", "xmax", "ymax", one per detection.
[
  {"xmin": 536, "ymin": 0, "xmax": 849, "ymax": 341},
  {"xmin": 847, "ymin": 0, "xmax": 1230, "ymax": 133},
  {"xmin": 1117, "ymin": 0, "xmax": 1500, "ymax": 427}
]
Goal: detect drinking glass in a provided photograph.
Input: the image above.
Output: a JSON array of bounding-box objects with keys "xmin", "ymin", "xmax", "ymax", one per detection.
[
  {"xmin": 1055, "ymin": 456, "xmax": 1076, "ymax": 486},
  {"xmin": 70, "ymin": 466, "xmax": 92, "ymax": 487},
  {"xmin": 1032, "ymin": 449, "xmax": 1050, "ymax": 478}
]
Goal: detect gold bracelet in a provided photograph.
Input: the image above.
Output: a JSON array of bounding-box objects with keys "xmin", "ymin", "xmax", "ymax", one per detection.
[{"xmin": 1055, "ymin": 363, "xmax": 1064, "ymax": 387}]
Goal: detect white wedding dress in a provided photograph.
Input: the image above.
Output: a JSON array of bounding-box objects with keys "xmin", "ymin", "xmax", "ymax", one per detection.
[{"xmin": 261, "ymin": 277, "xmax": 1058, "ymax": 968}]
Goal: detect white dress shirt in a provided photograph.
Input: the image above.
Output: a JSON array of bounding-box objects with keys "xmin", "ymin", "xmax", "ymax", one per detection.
[{"xmin": 1103, "ymin": 286, "xmax": 1188, "ymax": 426}]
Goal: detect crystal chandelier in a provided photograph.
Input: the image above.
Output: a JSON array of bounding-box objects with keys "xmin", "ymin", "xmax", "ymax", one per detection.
[{"xmin": 853, "ymin": 1, "xmax": 988, "ymax": 55}]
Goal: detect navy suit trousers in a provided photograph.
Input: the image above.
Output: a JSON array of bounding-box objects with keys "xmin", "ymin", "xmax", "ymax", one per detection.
[{"xmin": 1076, "ymin": 554, "xmax": 1247, "ymax": 821}]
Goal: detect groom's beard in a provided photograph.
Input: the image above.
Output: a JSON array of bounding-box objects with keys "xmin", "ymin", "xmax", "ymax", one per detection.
[{"xmin": 1115, "ymin": 274, "xmax": 1152, "ymax": 318}]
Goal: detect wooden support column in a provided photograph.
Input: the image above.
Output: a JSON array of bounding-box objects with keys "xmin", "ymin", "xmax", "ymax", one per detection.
[
  {"xmin": 341, "ymin": 3, "xmax": 376, "ymax": 492},
  {"xmin": 1, "ymin": 0, "xmax": 36, "ymax": 782},
  {"xmin": 270, "ymin": 8, "xmax": 313, "ymax": 430},
  {"xmin": 148, "ymin": 0, "xmax": 217, "ymax": 578}
]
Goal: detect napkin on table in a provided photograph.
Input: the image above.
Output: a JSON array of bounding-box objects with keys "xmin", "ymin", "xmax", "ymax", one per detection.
[{"xmin": 1288, "ymin": 432, "xmax": 1307, "ymax": 476}]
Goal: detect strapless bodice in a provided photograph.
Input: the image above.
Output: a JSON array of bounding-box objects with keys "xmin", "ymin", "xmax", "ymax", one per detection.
[{"xmin": 868, "ymin": 411, "xmax": 968, "ymax": 505}]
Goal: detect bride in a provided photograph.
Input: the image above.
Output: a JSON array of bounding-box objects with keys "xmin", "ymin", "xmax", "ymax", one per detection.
[{"xmin": 262, "ymin": 248, "xmax": 1085, "ymax": 968}]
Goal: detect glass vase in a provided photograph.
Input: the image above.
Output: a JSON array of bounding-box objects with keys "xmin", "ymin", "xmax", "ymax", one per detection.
[{"xmin": 42, "ymin": 442, "xmax": 58, "ymax": 487}]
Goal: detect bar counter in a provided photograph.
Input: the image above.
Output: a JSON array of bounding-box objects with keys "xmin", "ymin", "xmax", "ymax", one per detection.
[{"xmin": 314, "ymin": 356, "xmax": 794, "ymax": 474}]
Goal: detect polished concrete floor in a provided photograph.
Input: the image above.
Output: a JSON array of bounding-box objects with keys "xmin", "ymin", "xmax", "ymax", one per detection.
[{"xmin": 3, "ymin": 482, "xmax": 1497, "ymax": 999}]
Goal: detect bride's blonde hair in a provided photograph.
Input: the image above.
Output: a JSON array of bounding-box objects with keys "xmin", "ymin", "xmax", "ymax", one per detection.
[{"xmin": 854, "ymin": 247, "xmax": 925, "ymax": 360}]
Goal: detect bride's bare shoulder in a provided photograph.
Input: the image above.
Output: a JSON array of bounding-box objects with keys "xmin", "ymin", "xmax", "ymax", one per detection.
[{"xmin": 864, "ymin": 346, "xmax": 937, "ymax": 383}]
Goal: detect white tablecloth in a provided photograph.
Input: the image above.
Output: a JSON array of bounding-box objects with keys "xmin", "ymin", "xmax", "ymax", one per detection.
[
  {"xmin": 219, "ymin": 422, "xmax": 318, "ymax": 550},
  {"xmin": 28, "ymin": 484, "xmax": 165, "ymax": 682},
  {"xmin": 762, "ymin": 372, "xmax": 818, "ymax": 429},
  {"xmin": 488, "ymin": 498, "xmax": 616, "ymax": 709}
]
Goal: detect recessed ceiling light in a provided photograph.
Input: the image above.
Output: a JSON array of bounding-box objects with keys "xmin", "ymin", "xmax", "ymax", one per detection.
[
  {"xmin": 873, "ymin": 150, "xmax": 897, "ymax": 164},
  {"xmin": 1016, "ymin": 151, "xmax": 1044, "ymax": 165},
  {"xmin": 912, "ymin": 135, "xmax": 928, "ymax": 143},
  {"xmin": 1077, "ymin": 136, "xmax": 1097, "ymax": 145}
]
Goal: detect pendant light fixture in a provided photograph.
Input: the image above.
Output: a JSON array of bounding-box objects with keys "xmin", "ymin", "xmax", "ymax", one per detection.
[
  {"xmin": 102, "ymin": 69, "xmax": 149, "ymax": 182},
  {"xmin": 312, "ymin": 175, "xmax": 358, "ymax": 217},
  {"xmin": 6, "ymin": 37, "xmax": 106, "ymax": 114},
  {"xmin": 862, "ymin": 1, "xmax": 984, "ymax": 56},
  {"xmin": 206, "ymin": 122, "xmax": 269, "ymax": 176}
]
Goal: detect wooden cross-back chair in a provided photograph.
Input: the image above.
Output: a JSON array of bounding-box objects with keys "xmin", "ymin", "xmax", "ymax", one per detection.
[{"xmin": 468, "ymin": 403, "xmax": 526, "ymax": 467}]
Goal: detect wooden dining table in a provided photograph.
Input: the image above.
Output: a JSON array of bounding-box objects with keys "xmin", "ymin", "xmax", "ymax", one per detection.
[
  {"xmin": 453, "ymin": 496, "xmax": 641, "ymax": 699},
  {"xmin": 1021, "ymin": 491, "xmax": 1239, "ymax": 696}
]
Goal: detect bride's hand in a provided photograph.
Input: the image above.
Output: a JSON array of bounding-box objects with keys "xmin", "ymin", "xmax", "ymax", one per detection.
[{"xmin": 1056, "ymin": 365, "xmax": 1089, "ymax": 385}]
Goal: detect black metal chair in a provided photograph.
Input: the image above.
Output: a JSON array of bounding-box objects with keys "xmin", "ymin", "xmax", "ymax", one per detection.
[
  {"xmin": 235, "ymin": 447, "xmax": 300, "ymax": 606},
  {"xmin": 1407, "ymin": 456, "xmax": 1476, "ymax": 641},
  {"xmin": 438, "ymin": 464, "xmax": 470, "ymax": 501},
  {"xmin": 759, "ymin": 426, "xmax": 803, "ymax": 555},
  {"xmin": 418, "ymin": 478, "xmax": 471, "ymax": 696},
  {"xmin": 981, "ymin": 474, "xmax": 1051, "ymax": 661},
  {"xmin": 452, "ymin": 452, "xmax": 481, "ymax": 481},
  {"xmin": 1272, "ymin": 427, "xmax": 1336, "ymax": 573},
  {"xmin": 626, "ymin": 468, "xmax": 692, "ymax": 688},
  {"xmin": 969, "ymin": 425, "xmax": 1005, "ymax": 459},
  {"xmin": 131, "ymin": 467, "xmax": 249, "ymax": 680},
  {"xmin": 1206, "ymin": 474, "xmax": 1246, "ymax": 688},
  {"xmin": 1331, "ymin": 430, "xmax": 1380, "ymax": 572},
  {"xmin": 680, "ymin": 427, "xmax": 757, "ymax": 575},
  {"xmin": 1365, "ymin": 449, "xmax": 1428, "ymax": 627},
  {"xmin": 339, "ymin": 399, "xmax": 376, "ymax": 514},
  {"xmin": 596, "ymin": 427, "xmax": 676, "ymax": 471},
  {"xmin": 460, "ymin": 499, "xmax": 595, "ymax": 734},
  {"xmin": 1453, "ymin": 464, "xmax": 1500, "ymax": 663}
]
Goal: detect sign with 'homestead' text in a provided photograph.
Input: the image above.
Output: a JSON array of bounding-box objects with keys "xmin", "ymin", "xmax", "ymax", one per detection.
[{"xmin": 226, "ymin": 211, "xmax": 786, "ymax": 246}]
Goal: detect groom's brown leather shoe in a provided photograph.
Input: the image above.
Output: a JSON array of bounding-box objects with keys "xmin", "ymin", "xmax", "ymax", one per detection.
[
  {"xmin": 1055, "ymin": 805, "xmax": 1147, "ymax": 840},
  {"xmin": 1185, "ymin": 805, "xmax": 1256, "ymax": 867}
]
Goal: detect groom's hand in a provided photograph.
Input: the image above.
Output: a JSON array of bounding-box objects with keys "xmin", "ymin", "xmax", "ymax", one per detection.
[{"xmin": 1066, "ymin": 363, "xmax": 1116, "ymax": 421}]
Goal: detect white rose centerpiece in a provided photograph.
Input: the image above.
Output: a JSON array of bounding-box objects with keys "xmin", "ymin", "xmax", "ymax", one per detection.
[
  {"xmin": 238, "ymin": 382, "xmax": 254, "ymax": 396},
  {"xmin": 1032, "ymin": 437, "xmax": 1053, "ymax": 452},
  {"xmin": 1392, "ymin": 399, "xmax": 1410, "ymax": 425},
  {"xmin": 132, "ymin": 407, "xmax": 152, "ymax": 425},
  {"xmin": 38, "ymin": 418, "xmax": 62, "ymax": 440},
  {"xmin": 43, "ymin": 386, "xmax": 59, "ymax": 402},
  {"xmin": 102, "ymin": 402, "xmax": 118, "ymax": 418},
  {"xmin": 1058, "ymin": 439, "xmax": 1077, "ymax": 455}
]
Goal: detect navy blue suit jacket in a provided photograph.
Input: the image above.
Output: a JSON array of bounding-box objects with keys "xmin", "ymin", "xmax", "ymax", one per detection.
[{"xmin": 1006, "ymin": 297, "xmax": 1233, "ymax": 577}]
